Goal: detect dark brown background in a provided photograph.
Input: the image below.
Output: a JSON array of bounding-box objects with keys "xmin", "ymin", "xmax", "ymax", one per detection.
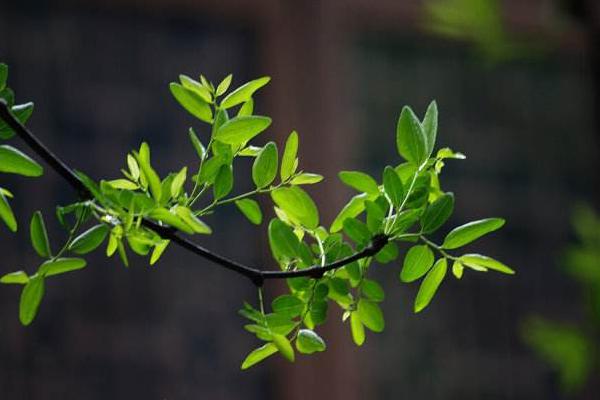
[{"xmin": 1, "ymin": 1, "xmax": 598, "ymax": 399}]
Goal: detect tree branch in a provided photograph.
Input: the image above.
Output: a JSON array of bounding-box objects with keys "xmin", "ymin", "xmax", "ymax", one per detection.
[{"xmin": 0, "ymin": 100, "xmax": 388, "ymax": 286}]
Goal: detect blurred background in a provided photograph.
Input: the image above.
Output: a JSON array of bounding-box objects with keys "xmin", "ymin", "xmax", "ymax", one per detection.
[{"xmin": 1, "ymin": 0, "xmax": 599, "ymax": 399}]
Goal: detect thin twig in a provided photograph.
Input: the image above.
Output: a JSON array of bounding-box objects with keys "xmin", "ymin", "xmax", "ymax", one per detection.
[{"xmin": 0, "ymin": 99, "xmax": 388, "ymax": 286}]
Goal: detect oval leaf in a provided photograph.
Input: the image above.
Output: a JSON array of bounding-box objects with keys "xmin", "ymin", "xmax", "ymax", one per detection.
[
  {"xmin": 220, "ymin": 77, "xmax": 270, "ymax": 109},
  {"xmin": 40, "ymin": 257, "xmax": 87, "ymax": 277},
  {"xmin": 271, "ymin": 187, "xmax": 319, "ymax": 229},
  {"xmin": 338, "ymin": 171, "xmax": 379, "ymax": 195},
  {"xmin": 414, "ymin": 258, "xmax": 447, "ymax": 313},
  {"xmin": 235, "ymin": 198, "xmax": 262, "ymax": 225},
  {"xmin": 442, "ymin": 218, "xmax": 505, "ymax": 249},
  {"xmin": 214, "ymin": 116, "xmax": 272, "ymax": 146},
  {"xmin": 241, "ymin": 342, "xmax": 278, "ymax": 370},
  {"xmin": 69, "ymin": 225, "xmax": 109, "ymax": 254},
  {"xmin": 280, "ymin": 131, "xmax": 298, "ymax": 181},
  {"xmin": 30, "ymin": 211, "xmax": 51, "ymax": 257},
  {"xmin": 396, "ymin": 106, "xmax": 427, "ymax": 165},
  {"xmin": 0, "ymin": 145, "xmax": 43, "ymax": 177},
  {"xmin": 169, "ymin": 82, "xmax": 212, "ymax": 123},
  {"xmin": 19, "ymin": 274, "xmax": 44, "ymax": 325},
  {"xmin": 252, "ymin": 141, "xmax": 278, "ymax": 189},
  {"xmin": 296, "ymin": 329, "xmax": 326, "ymax": 354},
  {"xmin": 421, "ymin": 193, "xmax": 454, "ymax": 233},
  {"xmin": 400, "ymin": 245, "xmax": 434, "ymax": 282}
]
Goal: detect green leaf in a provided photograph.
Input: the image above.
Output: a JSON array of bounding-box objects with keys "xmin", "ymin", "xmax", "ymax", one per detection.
[
  {"xmin": 179, "ymin": 75, "xmax": 212, "ymax": 103},
  {"xmin": 215, "ymin": 74, "xmax": 233, "ymax": 96},
  {"xmin": 459, "ymin": 254, "xmax": 515, "ymax": 274},
  {"xmin": 357, "ymin": 299, "xmax": 384, "ymax": 332},
  {"xmin": 235, "ymin": 198, "xmax": 262, "ymax": 225},
  {"xmin": 107, "ymin": 179, "xmax": 138, "ymax": 190},
  {"xmin": 214, "ymin": 116, "xmax": 272, "ymax": 146},
  {"xmin": 0, "ymin": 145, "xmax": 43, "ymax": 177},
  {"xmin": 271, "ymin": 187, "xmax": 319, "ymax": 229},
  {"xmin": 169, "ymin": 82, "xmax": 212, "ymax": 123},
  {"xmin": 422, "ymin": 100, "xmax": 438, "ymax": 157},
  {"xmin": 382, "ymin": 166, "xmax": 404, "ymax": 206},
  {"xmin": 0, "ymin": 63, "xmax": 7, "ymax": 90},
  {"xmin": 238, "ymin": 98, "xmax": 254, "ymax": 117},
  {"xmin": 452, "ymin": 260, "xmax": 464, "ymax": 279},
  {"xmin": 0, "ymin": 102, "xmax": 35, "ymax": 140},
  {"xmin": 350, "ymin": 311, "xmax": 365, "ymax": 346},
  {"xmin": 127, "ymin": 154, "xmax": 140, "ymax": 180},
  {"xmin": 174, "ymin": 206, "xmax": 212, "ymax": 234},
  {"xmin": 280, "ymin": 131, "xmax": 299, "ymax": 182},
  {"xmin": 171, "ymin": 167, "xmax": 187, "ymax": 198},
  {"xmin": 69, "ymin": 224, "xmax": 109, "ymax": 254},
  {"xmin": 330, "ymin": 194, "xmax": 367, "ymax": 233},
  {"xmin": 290, "ymin": 173, "xmax": 323, "ymax": 185},
  {"xmin": 213, "ymin": 164, "xmax": 233, "ymax": 200},
  {"xmin": 1, "ymin": 271, "xmax": 29, "ymax": 285},
  {"xmin": 343, "ymin": 218, "xmax": 371, "ymax": 246},
  {"xmin": 272, "ymin": 334, "xmax": 295, "ymax": 362},
  {"xmin": 414, "ymin": 258, "xmax": 447, "ymax": 313},
  {"xmin": 268, "ymin": 219, "xmax": 299, "ymax": 260},
  {"xmin": 296, "ymin": 329, "xmax": 326, "ymax": 354},
  {"xmin": 375, "ymin": 242, "xmax": 399, "ymax": 264},
  {"xmin": 272, "ymin": 295, "xmax": 304, "ymax": 317},
  {"xmin": 188, "ymin": 128, "xmax": 206, "ymax": 159},
  {"xmin": 338, "ymin": 171, "xmax": 379, "ymax": 195},
  {"xmin": 135, "ymin": 143, "xmax": 162, "ymax": 202},
  {"xmin": 149, "ymin": 208, "xmax": 194, "ymax": 234},
  {"xmin": 361, "ymin": 279, "xmax": 385, "ymax": 302},
  {"xmin": 442, "ymin": 218, "xmax": 505, "ymax": 249},
  {"xmin": 436, "ymin": 147, "xmax": 466, "ymax": 160},
  {"xmin": 30, "ymin": 211, "xmax": 51, "ymax": 257},
  {"xmin": 150, "ymin": 240, "xmax": 169, "ymax": 265},
  {"xmin": 19, "ymin": 274, "xmax": 44, "ymax": 326},
  {"xmin": 400, "ymin": 245, "xmax": 434, "ymax": 282},
  {"xmin": 0, "ymin": 189, "xmax": 17, "ymax": 232},
  {"xmin": 365, "ymin": 200, "xmax": 385, "ymax": 233},
  {"xmin": 241, "ymin": 342, "xmax": 278, "ymax": 370},
  {"xmin": 396, "ymin": 106, "xmax": 427, "ymax": 165},
  {"xmin": 39, "ymin": 257, "xmax": 87, "ymax": 277},
  {"xmin": 220, "ymin": 76, "xmax": 270, "ymax": 109},
  {"xmin": 252, "ymin": 142, "xmax": 278, "ymax": 189},
  {"xmin": 421, "ymin": 193, "xmax": 454, "ymax": 233}
]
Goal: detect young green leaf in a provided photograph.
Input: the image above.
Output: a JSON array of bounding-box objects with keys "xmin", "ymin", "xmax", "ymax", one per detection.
[
  {"xmin": 421, "ymin": 193, "xmax": 454, "ymax": 233},
  {"xmin": 357, "ymin": 299, "xmax": 385, "ymax": 332},
  {"xmin": 215, "ymin": 74, "xmax": 233, "ymax": 96},
  {"xmin": 39, "ymin": 258, "xmax": 87, "ymax": 277},
  {"xmin": 272, "ymin": 333, "xmax": 295, "ymax": 362},
  {"xmin": 174, "ymin": 206, "xmax": 212, "ymax": 234},
  {"xmin": 69, "ymin": 225, "xmax": 109, "ymax": 254},
  {"xmin": 422, "ymin": 100, "xmax": 438, "ymax": 157},
  {"xmin": 396, "ymin": 106, "xmax": 427, "ymax": 165},
  {"xmin": 330, "ymin": 194, "xmax": 367, "ymax": 233},
  {"xmin": 235, "ymin": 198, "xmax": 262, "ymax": 225},
  {"xmin": 0, "ymin": 103, "xmax": 34, "ymax": 140},
  {"xmin": 268, "ymin": 219, "xmax": 300, "ymax": 260},
  {"xmin": 1, "ymin": 271, "xmax": 29, "ymax": 285},
  {"xmin": 213, "ymin": 164, "xmax": 233, "ymax": 200},
  {"xmin": 135, "ymin": 143, "xmax": 162, "ymax": 202},
  {"xmin": 19, "ymin": 274, "xmax": 44, "ymax": 326},
  {"xmin": 107, "ymin": 179, "xmax": 138, "ymax": 190},
  {"xmin": 280, "ymin": 131, "xmax": 298, "ymax": 182},
  {"xmin": 179, "ymin": 75, "xmax": 212, "ymax": 103},
  {"xmin": 0, "ymin": 63, "xmax": 7, "ymax": 90},
  {"xmin": 361, "ymin": 279, "xmax": 385, "ymax": 302},
  {"xmin": 149, "ymin": 208, "xmax": 194, "ymax": 234},
  {"xmin": 375, "ymin": 242, "xmax": 399, "ymax": 264},
  {"xmin": 414, "ymin": 258, "xmax": 447, "ymax": 313},
  {"xmin": 338, "ymin": 171, "xmax": 379, "ymax": 195},
  {"xmin": 343, "ymin": 218, "xmax": 371, "ymax": 246},
  {"xmin": 214, "ymin": 116, "xmax": 272, "ymax": 145},
  {"xmin": 0, "ymin": 145, "xmax": 43, "ymax": 177},
  {"xmin": 290, "ymin": 173, "xmax": 323, "ymax": 185},
  {"xmin": 271, "ymin": 187, "xmax": 319, "ymax": 229},
  {"xmin": 29, "ymin": 211, "xmax": 51, "ymax": 257},
  {"xmin": 220, "ymin": 76, "xmax": 270, "ymax": 109},
  {"xmin": 272, "ymin": 295, "xmax": 304, "ymax": 317},
  {"xmin": 350, "ymin": 311, "xmax": 365, "ymax": 346},
  {"xmin": 171, "ymin": 167, "xmax": 187, "ymax": 198},
  {"xmin": 296, "ymin": 329, "xmax": 326, "ymax": 354},
  {"xmin": 252, "ymin": 142, "xmax": 278, "ymax": 189},
  {"xmin": 442, "ymin": 218, "xmax": 505, "ymax": 249},
  {"xmin": 169, "ymin": 82, "xmax": 213, "ymax": 123},
  {"xmin": 382, "ymin": 166, "xmax": 404, "ymax": 206},
  {"xmin": 400, "ymin": 245, "xmax": 435, "ymax": 282},
  {"xmin": 238, "ymin": 98, "xmax": 254, "ymax": 117},
  {"xmin": 150, "ymin": 240, "xmax": 169, "ymax": 265},
  {"xmin": 127, "ymin": 154, "xmax": 140, "ymax": 180},
  {"xmin": 459, "ymin": 254, "xmax": 515, "ymax": 274},
  {"xmin": 452, "ymin": 260, "xmax": 464, "ymax": 279},
  {"xmin": 0, "ymin": 189, "xmax": 17, "ymax": 232},
  {"xmin": 241, "ymin": 343, "xmax": 278, "ymax": 370}
]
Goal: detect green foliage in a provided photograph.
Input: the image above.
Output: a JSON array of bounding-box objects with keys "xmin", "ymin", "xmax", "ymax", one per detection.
[{"xmin": 0, "ymin": 65, "xmax": 513, "ymax": 370}]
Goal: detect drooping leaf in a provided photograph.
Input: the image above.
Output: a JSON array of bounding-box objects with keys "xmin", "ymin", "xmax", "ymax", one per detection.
[
  {"xmin": 220, "ymin": 76, "xmax": 270, "ymax": 109},
  {"xmin": 338, "ymin": 171, "xmax": 379, "ymax": 195},
  {"xmin": 0, "ymin": 189, "xmax": 17, "ymax": 232},
  {"xmin": 30, "ymin": 211, "xmax": 51, "ymax": 257},
  {"xmin": 396, "ymin": 106, "xmax": 427, "ymax": 165},
  {"xmin": 0, "ymin": 63, "xmax": 7, "ymax": 90},
  {"xmin": 214, "ymin": 116, "xmax": 272, "ymax": 146},
  {"xmin": 19, "ymin": 274, "xmax": 44, "ymax": 325},
  {"xmin": 39, "ymin": 257, "xmax": 87, "ymax": 277},
  {"xmin": 350, "ymin": 311, "xmax": 365, "ymax": 346},
  {"xmin": 296, "ymin": 329, "xmax": 326, "ymax": 354},
  {"xmin": 235, "ymin": 198, "xmax": 262, "ymax": 225},
  {"xmin": 252, "ymin": 142, "xmax": 278, "ymax": 189},
  {"xmin": 169, "ymin": 82, "xmax": 212, "ymax": 123},
  {"xmin": 357, "ymin": 299, "xmax": 385, "ymax": 332},
  {"xmin": 241, "ymin": 342, "xmax": 278, "ymax": 370},
  {"xmin": 0, "ymin": 145, "xmax": 43, "ymax": 177},
  {"xmin": 150, "ymin": 239, "xmax": 169, "ymax": 265},
  {"xmin": 414, "ymin": 258, "xmax": 447, "ymax": 313},
  {"xmin": 421, "ymin": 192, "xmax": 454, "ymax": 233},
  {"xmin": 272, "ymin": 333, "xmax": 295, "ymax": 362},
  {"xmin": 400, "ymin": 245, "xmax": 435, "ymax": 282},
  {"xmin": 442, "ymin": 218, "xmax": 505, "ymax": 249},
  {"xmin": 271, "ymin": 187, "xmax": 319, "ymax": 229}
]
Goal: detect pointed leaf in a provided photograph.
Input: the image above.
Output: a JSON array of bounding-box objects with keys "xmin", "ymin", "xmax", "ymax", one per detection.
[
  {"xmin": 19, "ymin": 274, "xmax": 44, "ymax": 325},
  {"xmin": 0, "ymin": 145, "xmax": 43, "ymax": 177},
  {"xmin": 241, "ymin": 343, "xmax": 278, "ymax": 370},
  {"xmin": 442, "ymin": 218, "xmax": 505, "ymax": 249},
  {"xmin": 400, "ymin": 245, "xmax": 434, "ymax": 282},
  {"xmin": 252, "ymin": 141, "xmax": 278, "ymax": 189},
  {"xmin": 421, "ymin": 193, "xmax": 454, "ymax": 233},
  {"xmin": 235, "ymin": 198, "xmax": 262, "ymax": 225},
  {"xmin": 338, "ymin": 171, "xmax": 379, "ymax": 195},
  {"xmin": 414, "ymin": 258, "xmax": 447, "ymax": 312},
  {"xmin": 280, "ymin": 131, "xmax": 298, "ymax": 181},
  {"xmin": 396, "ymin": 106, "xmax": 427, "ymax": 165},
  {"xmin": 220, "ymin": 76, "xmax": 270, "ymax": 109},
  {"xmin": 30, "ymin": 211, "xmax": 51, "ymax": 257}
]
